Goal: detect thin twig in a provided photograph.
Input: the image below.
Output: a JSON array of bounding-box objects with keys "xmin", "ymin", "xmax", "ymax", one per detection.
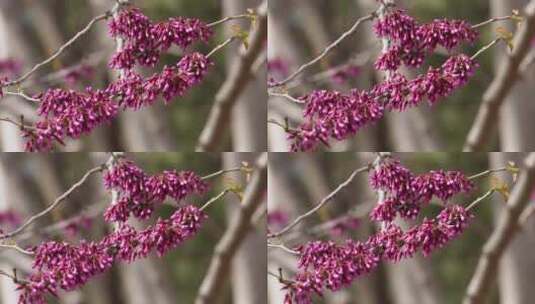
[
  {"xmin": 15, "ymin": 201, "xmax": 107, "ymax": 241},
  {"xmin": 466, "ymin": 190, "xmax": 496, "ymax": 211},
  {"xmin": 268, "ymin": 164, "xmax": 372, "ymax": 239},
  {"xmin": 201, "ymin": 167, "xmax": 243, "ymax": 180},
  {"xmin": 267, "ymin": 119, "xmax": 288, "ymax": 131},
  {"xmin": 471, "ymin": 38, "xmax": 502, "ymax": 60},
  {"xmin": 196, "ymin": 1, "xmax": 268, "ymax": 151},
  {"xmin": 3, "ymin": 91, "xmax": 40, "ymax": 103},
  {"xmin": 0, "ymin": 117, "xmax": 34, "ymax": 130},
  {"xmin": 468, "ymin": 167, "xmax": 508, "ymax": 180},
  {"xmin": 283, "ymin": 48, "xmax": 376, "ymax": 90},
  {"xmin": 22, "ymin": 52, "xmax": 107, "ymax": 88},
  {"xmin": 200, "ymin": 189, "xmax": 231, "ymax": 211},
  {"xmin": 463, "ymin": 152, "xmax": 535, "ymax": 304},
  {"xmin": 0, "ymin": 243, "xmax": 34, "ymax": 255},
  {"xmin": 207, "ymin": 14, "xmax": 253, "ymax": 28},
  {"xmin": 267, "ymin": 242, "xmax": 300, "ymax": 255},
  {"xmin": 195, "ymin": 153, "xmax": 267, "ymax": 304},
  {"xmin": 281, "ymin": 200, "xmax": 376, "ymax": 243},
  {"xmin": 0, "ymin": 269, "xmax": 28, "ymax": 285},
  {"xmin": 268, "ymin": 92, "xmax": 305, "ymax": 104},
  {"xmin": 463, "ymin": 1, "xmax": 535, "ymax": 151},
  {"xmin": 472, "ymin": 15, "xmax": 515, "ymax": 29},
  {"xmin": 2, "ymin": 13, "xmax": 112, "ymax": 88},
  {"xmin": 206, "ymin": 37, "xmax": 237, "ymax": 58},
  {"xmin": 0, "ymin": 165, "xmax": 106, "ymax": 239},
  {"xmin": 269, "ymin": 11, "xmax": 378, "ymax": 88}
]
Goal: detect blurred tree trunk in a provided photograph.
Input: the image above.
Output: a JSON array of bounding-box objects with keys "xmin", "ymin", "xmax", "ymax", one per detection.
[
  {"xmin": 222, "ymin": 0, "xmax": 267, "ymax": 298},
  {"xmin": 267, "ymin": 1, "xmax": 304, "ymax": 151},
  {"xmin": 0, "ymin": 155, "xmax": 33, "ymax": 303},
  {"xmin": 0, "ymin": 3, "xmax": 33, "ymax": 151},
  {"xmin": 223, "ymin": 153, "xmax": 267, "ymax": 304},
  {"xmin": 225, "ymin": 0, "xmax": 267, "ymax": 151},
  {"xmin": 492, "ymin": 0, "xmax": 535, "ymax": 151},
  {"xmin": 267, "ymin": 153, "xmax": 301, "ymax": 304},
  {"xmin": 490, "ymin": 2, "xmax": 535, "ymax": 302}
]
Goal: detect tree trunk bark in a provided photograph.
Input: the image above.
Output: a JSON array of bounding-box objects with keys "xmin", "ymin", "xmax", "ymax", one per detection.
[
  {"xmin": 223, "ymin": 153, "xmax": 267, "ymax": 304},
  {"xmin": 490, "ymin": 0, "xmax": 535, "ymax": 302}
]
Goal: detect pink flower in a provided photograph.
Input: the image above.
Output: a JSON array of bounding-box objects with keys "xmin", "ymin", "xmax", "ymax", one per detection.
[
  {"xmin": 108, "ymin": 7, "xmax": 212, "ymax": 70},
  {"xmin": 289, "ymin": 54, "xmax": 478, "ymax": 151},
  {"xmin": 373, "ymin": 9, "xmax": 477, "ymax": 71},
  {"xmin": 19, "ymin": 205, "xmax": 206, "ymax": 303},
  {"xmin": 103, "ymin": 159, "xmax": 208, "ymax": 223},
  {"xmin": 285, "ymin": 203, "xmax": 473, "ymax": 303}
]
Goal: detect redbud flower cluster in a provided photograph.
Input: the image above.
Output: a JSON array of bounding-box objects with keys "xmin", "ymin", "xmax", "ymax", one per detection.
[
  {"xmin": 374, "ymin": 9, "xmax": 478, "ymax": 71},
  {"xmin": 285, "ymin": 207, "xmax": 472, "ymax": 304},
  {"xmin": 18, "ymin": 205, "xmax": 206, "ymax": 304},
  {"xmin": 369, "ymin": 158, "xmax": 474, "ymax": 221},
  {"xmin": 103, "ymin": 159, "xmax": 208, "ymax": 223},
  {"xmin": 23, "ymin": 52, "xmax": 211, "ymax": 152},
  {"xmin": 108, "ymin": 7, "xmax": 212, "ymax": 70},
  {"xmin": 284, "ymin": 159, "xmax": 475, "ymax": 303},
  {"xmin": 22, "ymin": 7, "xmax": 214, "ymax": 152},
  {"xmin": 288, "ymin": 8, "xmax": 480, "ymax": 151}
]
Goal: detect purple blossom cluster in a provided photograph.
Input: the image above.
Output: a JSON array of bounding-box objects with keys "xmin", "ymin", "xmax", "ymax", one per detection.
[
  {"xmin": 369, "ymin": 158, "xmax": 474, "ymax": 222},
  {"xmin": 17, "ymin": 205, "xmax": 206, "ymax": 304},
  {"xmin": 103, "ymin": 159, "xmax": 208, "ymax": 223},
  {"xmin": 23, "ymin": 52, "xmax": 212, "ymax": 151},
  {"xmin": 108, "ymin": 7, "xmax": 212, "ymax": 70},
  {"xmin": 290, "ymin": 54, "xmax": 478, "ymax": 151},
  {"xmin": 23, "ymin": 88, "xmax": 119, "ymax": 152},
  {"xmin": 108, "ymin": 52, "xmax": 212, "ymax": 108},
  {"xmin": 374, "ymin": 9, "xmax": 478, "ymax": 71},
  {"xmin": 284, "ymin": 205, "xmax": 473, "ymax": 304}
]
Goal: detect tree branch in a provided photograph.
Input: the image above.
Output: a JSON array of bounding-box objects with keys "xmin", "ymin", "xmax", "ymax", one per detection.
[
  {"xmin": 463, "ymin": 152, "xmax": 535, "ymax": 304},
  {"xmin": 0, "ymin": 164, "xmax": 106, "ymax": 240},
  {"xmin": 195, "ymin": 153, "xmax": 267, "ymax": 304},
  {"xmin": 463, "ymin": 0, "xmax": 535, "ymax": 151},
  {"xmin": 268, "ymin": 9, "xmax": 380, "ymax": 88},
  {"xmin": 1, "ymin": 9, "xmax": 116, "ymax": 88},
  {"xmin": 268, "ymin": 164, "xmax": 372, "ymax": 239},
  {"xmin": 196, "ymin": 1, "xmax": 267, "ymax": 152}
]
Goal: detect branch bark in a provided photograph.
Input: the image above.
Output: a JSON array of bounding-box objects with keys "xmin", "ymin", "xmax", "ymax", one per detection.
[
  {"xmin": 463, "ymin": 152, "xmax": 535, "ymax": 304},
  {"xmin": 195, "ymin": 153, "xmax": 267, "ymax": 304},
  {"xmin": 196, "ymin": 1, "xmax": 267, "ymax": 152},
  {"xmin": 463, "ymin": 0, "xmax": 535, "ymax": 151}
]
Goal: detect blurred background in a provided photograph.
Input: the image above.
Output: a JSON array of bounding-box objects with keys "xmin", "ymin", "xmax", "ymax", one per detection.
[
  {"xmin": 0, "ymin": 152, "xmax": 266, "ymax": 304},
  {"xmin": 0, "ymin": 0, "xmax": 266, "ymax": 152},
  {"xmin": 267, "ymin": 0, "xmax": 535, "ymax": 152},
  {"xmin": 268, "ymin": 152, "xmax": 535, "ymax": 304}
]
